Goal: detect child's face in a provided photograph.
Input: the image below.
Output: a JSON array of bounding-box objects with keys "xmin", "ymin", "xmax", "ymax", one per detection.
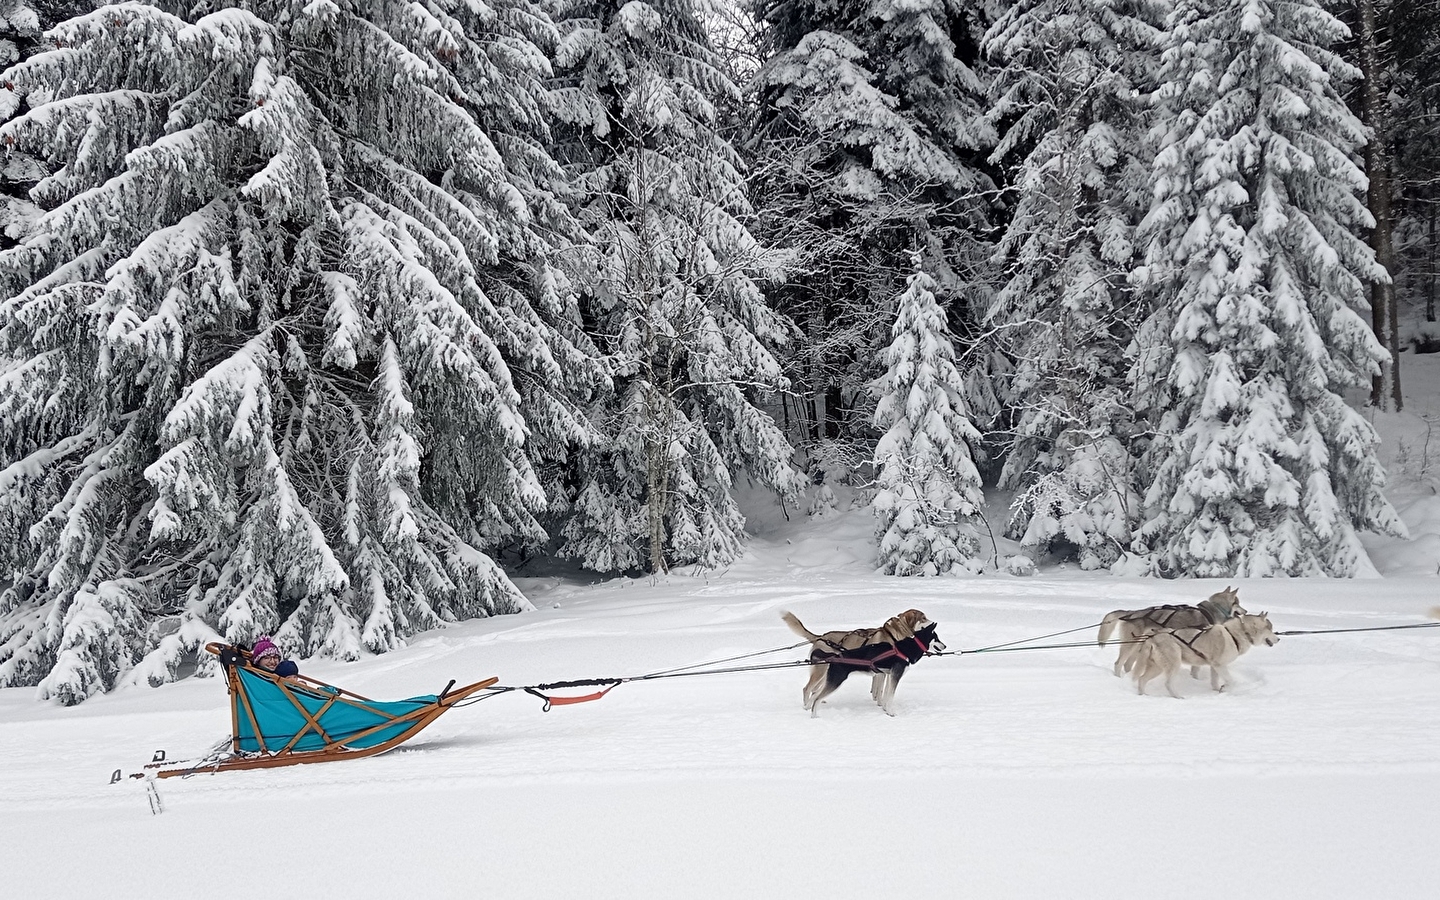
[{"xmin": 257, "ymin": 654, "xmax": 279, "ymax": 671}]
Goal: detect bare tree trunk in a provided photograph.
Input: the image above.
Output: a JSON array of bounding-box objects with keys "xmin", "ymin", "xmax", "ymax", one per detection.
[
  {"xmin": 643, "ymin": 329, "xmax": 671, "ymax": 576},
  {"xmin": 629, "ymin": 137, "xmax": 670, "ymax": 576},
  {"xmin": 1359, "ymin": 0, "xmax": 1403, "ymax": 410},
  {"xmin": 824, "ymin": 385, "xmax": 844, "ymax": 439},
  {"xmin": 1428, "ymin": 198, "xmax": 1437, "ymax": 323},
  {"xmin": 646, "ymin": 393, "xmax": 669, "ymax": 575},
  {"xmin": 644, "ymin": 354, "xmax": 670, "ymax": 576},
  {"xmin": 809, "ymin": 309, "xmax": 826, "ymax": 442}
]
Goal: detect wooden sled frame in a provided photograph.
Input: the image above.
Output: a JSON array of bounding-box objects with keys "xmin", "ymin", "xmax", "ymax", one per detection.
[{"xmin": 155, "ymin": 642, "xmax": 497, "ymax": 778}]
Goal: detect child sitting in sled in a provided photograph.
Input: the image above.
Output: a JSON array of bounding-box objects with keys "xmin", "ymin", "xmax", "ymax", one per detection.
[{"xmin": 251, "ymin": 636, "xmax": 299, "ymax": 678}]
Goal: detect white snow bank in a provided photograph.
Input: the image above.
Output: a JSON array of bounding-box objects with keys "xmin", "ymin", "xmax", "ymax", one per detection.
[{"xmin": 3, "ymin": 567, "xmax": 1439, "ymax": 898}]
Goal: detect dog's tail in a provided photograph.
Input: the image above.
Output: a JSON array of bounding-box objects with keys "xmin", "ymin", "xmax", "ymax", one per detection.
[
  {"xmin": 1097, "ymin": 611, "xmax": 1122, "ymax": 647},
  {"xmin": 781, "ymin": 611, "xmax": 822, "ymax": 644},
  {"xmin": 1128, "ymin": 633, "xmax": 1168, "ymax": 687}
]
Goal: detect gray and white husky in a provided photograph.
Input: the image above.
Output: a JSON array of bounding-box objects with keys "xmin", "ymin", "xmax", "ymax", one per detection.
[
  {"xmin": 1097, "ymin": 587, "xmax": 1247, "ymax": 676},
  {"xmin": 1130, "ymin": 613, "xmax": 1279, "ymax": 698}
]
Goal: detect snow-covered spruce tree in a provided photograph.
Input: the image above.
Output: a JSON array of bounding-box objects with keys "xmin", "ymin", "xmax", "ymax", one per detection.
[
  {"xmin": 1129, "ymin": 0, "xmax": 1406, "ymax": 577},
  {"xmin": 872, "ymin": 259, "xmax": 985, "ymax": 575},
  {"xmin": 981, "ymin": 0, "xmax": 1162, "ymax": 569},
  {"xmin": 0, "ymin": 0, "xmax": 41, "ymax": 248},
  {"xmin": 1, "ymin": 0, "xmax": 91, "ymax": 249},
  {"xmin": 748, "ymin": 0, "xmax": 997, "ymax": 444},
  {"xmin": 547, "ymin": 0, "xmax": 804, "ymax": 574},
  {"xmin": 0, "ymin": 1, "xmax": 601, "ymax": 703}
]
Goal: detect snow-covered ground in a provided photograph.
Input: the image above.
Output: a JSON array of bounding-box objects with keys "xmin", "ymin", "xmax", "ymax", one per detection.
[{"xmin": 4, "ymin": 354, "xmax": 1440, "ymax": 899}]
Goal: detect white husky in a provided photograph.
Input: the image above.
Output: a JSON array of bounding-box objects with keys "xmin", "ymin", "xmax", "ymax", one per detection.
[{"xmin": 1130, "ymin": 613, "xmax": 1279, "ymax": 698}]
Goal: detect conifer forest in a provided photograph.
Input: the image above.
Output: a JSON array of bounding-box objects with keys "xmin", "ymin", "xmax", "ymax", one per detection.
[{"xmin": 1, "ymin": 0, "xmax": 1436, "ymax": 702}]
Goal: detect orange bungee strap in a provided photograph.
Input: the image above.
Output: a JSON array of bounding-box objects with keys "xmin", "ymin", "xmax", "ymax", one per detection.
[{"xmin": 523, "ymin": 679, "xmax": 622, "ymax": 712}]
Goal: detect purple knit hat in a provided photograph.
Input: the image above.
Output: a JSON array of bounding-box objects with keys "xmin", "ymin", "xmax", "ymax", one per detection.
[{"xmin": 252, "ymin": 637, "xmax": 281, "ymax": 664}]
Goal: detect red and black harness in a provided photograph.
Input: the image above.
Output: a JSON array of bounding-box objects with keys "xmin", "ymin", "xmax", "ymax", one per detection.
[{"xmin": 813, "ymin": 624, "xmax": 941, "ymax": 670}]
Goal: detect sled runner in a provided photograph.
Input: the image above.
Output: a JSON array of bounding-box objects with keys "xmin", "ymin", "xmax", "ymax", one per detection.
[{"xmin": 152, "ymin": 642, "xmax": 497, "ymax": 778}]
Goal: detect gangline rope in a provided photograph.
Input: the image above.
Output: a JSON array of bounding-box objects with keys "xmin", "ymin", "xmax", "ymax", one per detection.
[
  {"xmin": 455, "ymin": 624, "xmax": 1142, "ymax": 709},
  {"xmin": 452, "ymin": 618, "xmax": 1440, "ymax": 710},
  {"xmin": 1274, "ymin": 621, "xmax": 1440, "ymax": 636}
]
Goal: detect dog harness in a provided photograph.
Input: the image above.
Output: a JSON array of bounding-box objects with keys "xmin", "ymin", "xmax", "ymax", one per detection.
[
  {"xmin": 1164, "ymin": 620, "xmax": 1242, "ymax": 663},
  {"xmin": 815, "ymin": 634, "xmax": 932, "ymax": 670},
  {"xmin": 1123, "ymin": 602, "xmax": 1234, "ymax": 631}
]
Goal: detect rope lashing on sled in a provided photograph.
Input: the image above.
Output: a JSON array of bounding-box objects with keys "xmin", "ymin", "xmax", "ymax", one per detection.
[{"xmin": 1274, "ymin": 622, "xmax": 1440, "ymax": 637}]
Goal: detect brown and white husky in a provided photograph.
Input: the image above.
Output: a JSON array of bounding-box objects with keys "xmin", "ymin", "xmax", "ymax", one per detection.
[{"xmin": 781, "ymin": 610, "xmax": 943, "ymax": 717}]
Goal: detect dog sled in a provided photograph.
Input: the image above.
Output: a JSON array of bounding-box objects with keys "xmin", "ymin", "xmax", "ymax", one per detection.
[{"xmin": 146, "ymin": 642, "xmax": 497, "ymax": 778}]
